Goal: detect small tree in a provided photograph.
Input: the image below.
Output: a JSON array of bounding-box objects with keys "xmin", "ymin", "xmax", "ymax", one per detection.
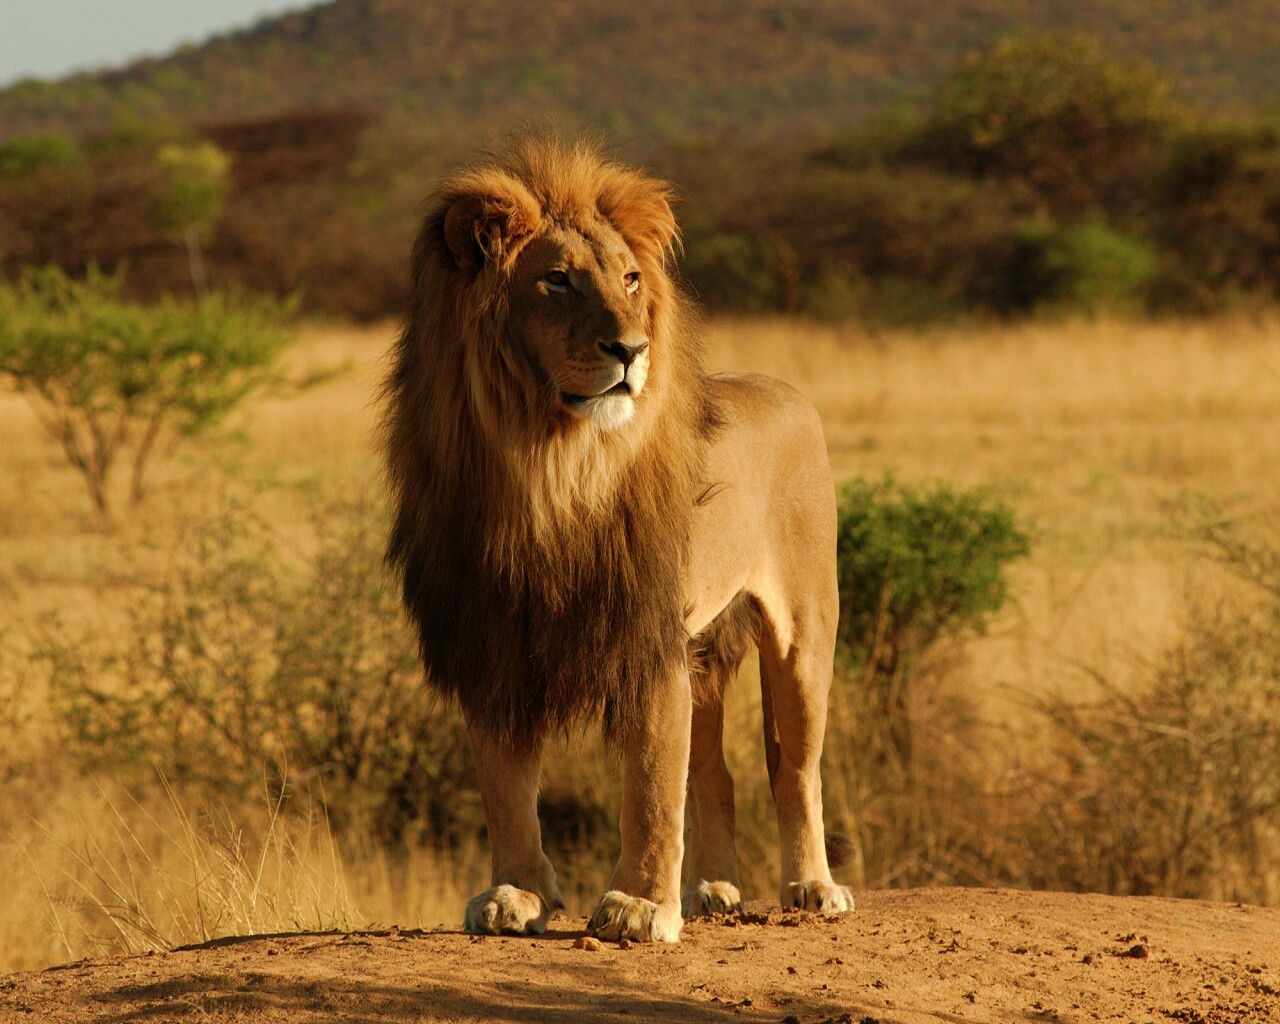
[
  {"xmin": 153, "ymin": 142, "xmax": 230, "ymax": 297},
  {"xmin": 0, "ymin": 266, "xmax": 293, "ymax": 521}
]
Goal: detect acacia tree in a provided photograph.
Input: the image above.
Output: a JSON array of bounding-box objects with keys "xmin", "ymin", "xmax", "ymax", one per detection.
[{"xmin": 0, "ymin": 266, "xmax": 293, "ymax": 522}]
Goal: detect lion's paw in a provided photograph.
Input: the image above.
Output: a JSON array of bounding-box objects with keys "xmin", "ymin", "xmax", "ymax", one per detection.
[
  {"xmin": 681, "ymin": 880, "xmax": 743, "ymax": 917},
  {"xmin": 782, "ymin": 880, "xmax": 855, "ymax": 914},
  {"xmin": 464, "ymin": 884, "xmax": 555, "ymax": 935},
  {"xmin": 587, "ymin": 890, "xmax": 682, "ymax": 943}
]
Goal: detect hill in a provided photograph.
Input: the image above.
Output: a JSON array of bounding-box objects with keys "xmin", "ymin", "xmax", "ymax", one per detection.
[
  {"xmin": 2, "ymin": 0, "xmax": 1280, "ymax": 151},
  {"xmin": 2, "ymin": 890, "xmax": 1278, "ymax": 1022},
  {"xmin": 4, "ymin": 1, "xmax": 1280, "ymax": 322}
]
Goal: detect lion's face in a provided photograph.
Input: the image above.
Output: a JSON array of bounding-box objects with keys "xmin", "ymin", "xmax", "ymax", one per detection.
[
  {"xmin": 437, "ymin": 151, "xmax": 678, "ymax": 439},
  {"xmin": 508, "ymin": 221, "xmax": 651, "ymax": 431}
]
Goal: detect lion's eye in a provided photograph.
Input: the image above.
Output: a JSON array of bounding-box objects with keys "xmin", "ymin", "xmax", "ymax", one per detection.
[
  {"xmin": 543, "ymin": 270, "xmax": 570, "ymax": 291},
  {"xmin": 624, "ymin": 271, "xmax": 640, "ymax": 294}
]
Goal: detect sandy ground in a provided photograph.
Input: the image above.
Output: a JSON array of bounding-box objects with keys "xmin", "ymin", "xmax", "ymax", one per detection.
[{"xmin": 2, "ymin": 888, "xmax": 1277, "ymax": 1023}]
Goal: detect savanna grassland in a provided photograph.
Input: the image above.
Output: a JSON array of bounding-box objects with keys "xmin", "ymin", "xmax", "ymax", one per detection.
[{"xmin": 1, "ymin": 314, "xmax": 1279, "ymax": 975}]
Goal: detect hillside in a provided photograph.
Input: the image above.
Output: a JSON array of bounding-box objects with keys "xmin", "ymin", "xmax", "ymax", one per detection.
[
  {"xmin": 5, "ymin": 0, "xmax": 1280, "ymax": 321},
  {"xmin": 3, "ymin": 890, "xmax": 1278, "ymax": 1023},
  {"xmin": 2, "ymin": 0, "xmax": 1280, "ymax": 151}
]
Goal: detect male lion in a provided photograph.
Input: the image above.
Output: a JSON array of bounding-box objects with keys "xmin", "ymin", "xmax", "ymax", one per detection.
[{"xmin": 384, "ymin": 137, "xmax": 853, "ymax": 943}]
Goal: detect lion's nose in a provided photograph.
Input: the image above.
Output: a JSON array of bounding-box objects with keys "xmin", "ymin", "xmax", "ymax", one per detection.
[{"xmin": 599, "ymin": 336, "xmax": 649, "ymax": 369}]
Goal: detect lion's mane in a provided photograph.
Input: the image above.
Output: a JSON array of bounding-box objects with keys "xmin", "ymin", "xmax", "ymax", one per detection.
[{"xmin": 384, "ymin": 138, "xmax": 717, "ymax": 748}]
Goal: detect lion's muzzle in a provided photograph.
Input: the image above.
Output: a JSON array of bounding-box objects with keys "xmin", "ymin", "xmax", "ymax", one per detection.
[{"xmin": 561, "ymin": 332, "xmax": 650, "ymax": 429}]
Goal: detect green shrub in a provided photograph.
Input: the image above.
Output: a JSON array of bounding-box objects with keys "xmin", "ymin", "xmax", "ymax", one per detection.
[
  {"xmin": 0, "ymin": 132, "xmax": 82, "ymax": 178},
  {"xmin": 0, "ymin": 265, "xmax": 294, "ymax": 519},
  {"xmin": 1003, "ymin": 221, "xmax": 1158, "ymax": 316},
  {"xmin": 821, "ymin": 477, "xmax": 1028, "ymax": 887},
  {"xmin": 834, "ymin": 477, "xmax": 1030, "ymax": 668}
]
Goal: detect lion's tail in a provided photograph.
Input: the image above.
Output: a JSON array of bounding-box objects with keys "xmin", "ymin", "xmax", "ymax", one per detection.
[{"xmin": 825, "ymin": 832, "xmax": 856, "ymax": 871}]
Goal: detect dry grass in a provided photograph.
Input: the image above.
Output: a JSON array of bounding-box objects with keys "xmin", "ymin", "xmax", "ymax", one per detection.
[
  {"xmin": 3, "ymin": 314, "xmax": 1280, "ymax": 969},
  {"xmin": 0, "ymin": 778, "xmax": 489, "ymax": 972}
]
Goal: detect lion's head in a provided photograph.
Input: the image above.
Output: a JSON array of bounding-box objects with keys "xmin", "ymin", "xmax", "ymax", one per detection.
[
  {"xmin": 413, "ymin": 138, "xmax": 696, "ymax": 453},
  {"xmin": 440, "ymin": 148, "xmax": 677, "ymax": 433},
  {"xmin": 385, "ymin": 136, "xmax": 715, "ymax": 746}
]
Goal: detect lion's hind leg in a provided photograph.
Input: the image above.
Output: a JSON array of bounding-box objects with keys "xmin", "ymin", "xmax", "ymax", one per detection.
[
  {"xmin": 682, "ymin": 596, "xmax": 755, "ymax": 917},
  {"xmin": 758, "ymin": 609, "xmax": 854, "ymax": 916},
  {"xmin": 682, "ymin": 685, "xmax": 743, "ymax": 917}
]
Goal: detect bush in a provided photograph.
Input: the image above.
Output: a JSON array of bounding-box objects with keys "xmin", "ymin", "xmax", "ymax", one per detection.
[
  {"xmin": 0, "ymin": 132, "xmax": 82, "ymax": 178},
  {"xmin": 824, "ymin": 483, "xmax": 1280, "ymax": 905},
  {"xmin": 1032, "ymin": 617, "xmax": 1280, "ymax": 902},
  {"xmin": 834, "ymin": 477, "xmax": 1030, "ymax": 668},
  {"xmin": 979, "ymin": 221, "xmax": 1157, "ymax": 316},
  {"xmin": 36, "ymin": 496, "xmax": 477, "ymax": 847},
  {"xmin": 1026, "ymin": 512, "xmax": 1280, "ymax": 904},
  {"xmin": 0, "ymin": 265, "xmax": 294, "ymax": 519},
  {"xmin": 821, "ymin": 477, "xmax": 1029, "ymax": 885}
]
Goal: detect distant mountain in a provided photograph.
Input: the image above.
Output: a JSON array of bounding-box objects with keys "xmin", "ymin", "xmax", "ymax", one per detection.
[{"xmin": 2, "ymin": 0, "xmax": 1278, "ymax": 151}]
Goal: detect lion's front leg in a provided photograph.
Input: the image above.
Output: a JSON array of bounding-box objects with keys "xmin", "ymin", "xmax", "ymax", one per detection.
[
  {"xmin": 463, "ymin": 725, "xmax": 563, "ymax": 936},
  {"xmin": 588, "ymin": 667, "xmax": 691, "ymax": 944}
]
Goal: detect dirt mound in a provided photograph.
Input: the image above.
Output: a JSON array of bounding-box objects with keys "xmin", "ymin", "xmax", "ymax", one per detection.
[{"xmin": 2, "ymin": 888, "xmax": 1277, "ymax": 1023}]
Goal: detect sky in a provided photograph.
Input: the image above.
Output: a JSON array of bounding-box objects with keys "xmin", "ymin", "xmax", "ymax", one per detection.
[{"xmin": 0, "ymin": 0, "xmax": 318, "ymax": 86}]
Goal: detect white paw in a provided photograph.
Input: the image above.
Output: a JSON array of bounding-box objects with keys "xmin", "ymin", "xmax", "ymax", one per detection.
[
  {"xmin": 588, "ymin": 890, "xmax": 682, "ymax": 943},
  {"xmin": 464, "ymin": 884, "xmax": 555, "ymax": 935},
  {"xmin": 782, "ymin": 880, "xmax": 855, "ymax": 914},
  {"xmin": 681, "ymin": 880, "xmax": 743, "ymax": 917}
]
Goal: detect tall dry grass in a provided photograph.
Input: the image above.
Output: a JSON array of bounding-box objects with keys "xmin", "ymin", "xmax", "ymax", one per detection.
[{"xmin": 2, "ymin": 314, "xmax": 1280, "ymax": 970}]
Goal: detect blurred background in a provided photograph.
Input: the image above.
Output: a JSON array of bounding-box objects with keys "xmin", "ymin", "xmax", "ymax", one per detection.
[{"xmin": 1, "ymin": 0, "xmax": 1279, "ymax": 972}]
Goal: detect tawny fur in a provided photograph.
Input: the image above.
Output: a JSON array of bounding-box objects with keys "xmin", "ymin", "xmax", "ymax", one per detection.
[
  {"xmin": 385, "ymin": 137, "xmax": 853, "ymax": 939},
  {"xmin": 383, "ymin": 138, "xmax": 717, "ymax": 747}
]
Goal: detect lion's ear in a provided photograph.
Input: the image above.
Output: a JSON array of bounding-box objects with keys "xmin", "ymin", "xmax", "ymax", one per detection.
[
  {"xmin": 597, "ymin": 173, "xmax": 679, "ymax": 266},
  {"xmin": 442, "ymin": 174, "xmax": 542, "ymax": 273}
]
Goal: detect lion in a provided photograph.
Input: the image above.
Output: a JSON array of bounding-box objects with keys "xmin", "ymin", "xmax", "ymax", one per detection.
[{"xmin": 383, "ymin": 136, "xmax": 853, "ymax": 943}]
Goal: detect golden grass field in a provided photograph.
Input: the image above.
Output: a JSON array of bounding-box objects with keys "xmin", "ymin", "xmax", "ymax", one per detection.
[{"xmin": 1, "ymin": 314, "xmax": 1279, "ymax": 971}]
